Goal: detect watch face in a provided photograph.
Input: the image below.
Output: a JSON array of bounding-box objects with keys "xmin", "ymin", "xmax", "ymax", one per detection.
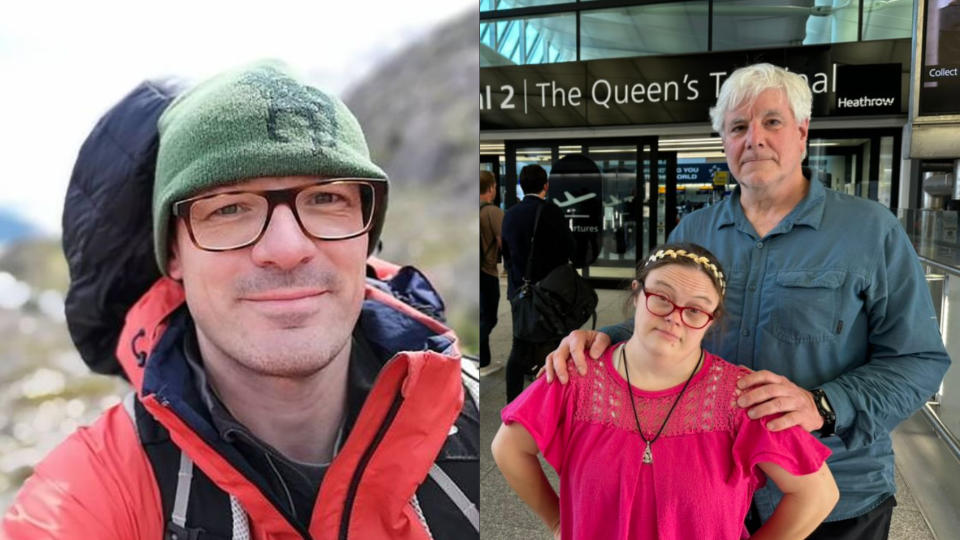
[
  {"xmin": 812, "ymin": 390, "xmax": 829, "ymax": 411},
  {"xmin": 819, "ymin": 395, "xmax": 834, "ymax": 414}
]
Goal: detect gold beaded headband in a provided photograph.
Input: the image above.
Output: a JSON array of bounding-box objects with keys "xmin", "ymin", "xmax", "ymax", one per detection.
[{"xmin": 645, "ymin": 249, "xmax": 726, "ymax": 296}]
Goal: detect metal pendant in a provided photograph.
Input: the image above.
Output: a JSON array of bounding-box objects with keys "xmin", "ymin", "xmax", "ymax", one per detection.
[{"xmin": 642, "ymin": 442, "xmax": 653, "ymax": 464}]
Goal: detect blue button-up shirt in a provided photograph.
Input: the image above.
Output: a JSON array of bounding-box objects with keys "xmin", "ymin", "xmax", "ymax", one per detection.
[{"xmin": 605, "ymin": 179, "xmax": 950, "ymax": 521}]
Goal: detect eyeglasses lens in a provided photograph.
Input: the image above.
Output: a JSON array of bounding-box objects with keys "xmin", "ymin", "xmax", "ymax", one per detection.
[
  {"xmin": 645, "ymin": 293, "xmax": 710, "ymax": 329},
  {"xmin": 187, "ymin": 181, "xmax": 374, "ymax": 250}
]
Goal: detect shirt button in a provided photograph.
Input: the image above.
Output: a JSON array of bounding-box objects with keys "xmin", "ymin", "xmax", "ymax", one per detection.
[
  {"xmin": 741, "ymin": 329, "xmax": 751, "ymax": 336},
  {"xmin": 756, "ymin": 242, "xmax": 764, "ymax": 249},
  {"xmin": 749, "ymin": 285, "xmax": 757, "ymax": 291}
]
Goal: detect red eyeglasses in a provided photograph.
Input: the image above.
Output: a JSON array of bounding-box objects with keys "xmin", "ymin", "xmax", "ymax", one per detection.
[{"xmin": 642, "ymin": 290, "xmax": 715, "ymax": 329}]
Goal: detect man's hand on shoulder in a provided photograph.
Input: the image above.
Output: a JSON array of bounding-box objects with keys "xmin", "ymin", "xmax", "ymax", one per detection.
[
  {"xmin": 542, "ymin": 330, "xmax": 610, "ymax": 384},
  {"xmin": 736, "ymin": 370, "xmax": 824, "ymax": 432}
]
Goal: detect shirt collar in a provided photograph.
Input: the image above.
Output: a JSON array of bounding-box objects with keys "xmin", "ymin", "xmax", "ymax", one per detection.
[
  {"xmin": 715, "ymin": 177, "xmax": 826, "ymax": 233},
  {"xmin": 786, "ymin": 177, "xmax": 827, "ymax": 230}
]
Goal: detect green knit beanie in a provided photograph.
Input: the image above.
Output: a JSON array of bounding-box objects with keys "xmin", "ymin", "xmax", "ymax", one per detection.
[{"xmin": 154, "ymin": 59, "xmax": 388, "ymax": 274}]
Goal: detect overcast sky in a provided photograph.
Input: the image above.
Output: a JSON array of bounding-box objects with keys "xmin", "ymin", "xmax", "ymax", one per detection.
[{"xmin": 0, "ymin": 1, "xmax": 474, "ymax": 234}]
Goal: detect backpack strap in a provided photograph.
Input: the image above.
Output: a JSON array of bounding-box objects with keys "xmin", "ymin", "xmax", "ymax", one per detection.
[
  {"xmin": 122, "ymin": 392, "xmax": 248, "ymax": 540},
  {"xmin": 427, "ymin": 464, "xmax": 479, "ymax": 532},
  {"xmin": 523, "ymin": 202, "xmax": 545, "ymax": 287},
  {"xmin": 170, "ymin": 451, "xmax": 194, "ymax": 535}
]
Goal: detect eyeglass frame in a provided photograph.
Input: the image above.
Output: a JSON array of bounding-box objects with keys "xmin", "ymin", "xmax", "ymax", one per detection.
[
  {"xmin": 171, "ymin": 178, "xmax": 387, "ymax": 252},
  {"xmin": 641, "ymin": 288, "xmax": 716, "ymax": 329}
]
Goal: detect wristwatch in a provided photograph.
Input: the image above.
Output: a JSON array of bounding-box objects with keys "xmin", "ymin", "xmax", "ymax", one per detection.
[{"xmin": 811, "ymin": 388, "xmax": 836, "ymax": 438}]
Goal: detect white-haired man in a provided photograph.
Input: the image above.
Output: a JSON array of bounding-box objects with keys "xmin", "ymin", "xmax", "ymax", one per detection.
[{"xmin": 545, "ymin": 63, "xmax": 950, "ymax": 539}]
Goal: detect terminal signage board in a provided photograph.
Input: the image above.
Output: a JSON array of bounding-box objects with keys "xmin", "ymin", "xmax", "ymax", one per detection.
[
  {"xmin": 648, "ymin": 162, "xmax": 731, "ymax": 185},
  {"xmin": 481, "ymin": 40, "xmax": 910, "ymax": 130},
  {"xmin": 834, "ymin": 64, "xmax": 901, "ymax": 116},
  {"xmin": 919, "ymin": 0, "xmax": 960, "ymax": 115},
  {"xmin": 547, "ymin": 154, "xmax": 604, "ymax": 267}
]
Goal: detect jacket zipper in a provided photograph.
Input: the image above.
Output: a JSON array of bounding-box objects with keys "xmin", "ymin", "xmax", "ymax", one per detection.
[{"xmin": 338, "ymin": 392, "xmax": 405, "ymax": 540}]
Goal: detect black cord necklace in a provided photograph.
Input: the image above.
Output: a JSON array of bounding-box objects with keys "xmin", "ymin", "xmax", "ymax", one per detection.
[{"xmin": 620, "ymin": 345, "xmax": 703, "ymax": 465}]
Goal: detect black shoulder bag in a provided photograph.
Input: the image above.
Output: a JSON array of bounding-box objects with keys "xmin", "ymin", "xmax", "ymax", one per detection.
[{"xmin": 510, "ymin": 202, "xmax": 598, "ymax": 342}]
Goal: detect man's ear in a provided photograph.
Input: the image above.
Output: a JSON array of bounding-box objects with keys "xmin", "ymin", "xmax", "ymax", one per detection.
[
  {"xmin": 798, "ymin": 117, "xmax": 810, "ymax": 146},
  {"xmin": 166, "ymin": 229, "xmax": 183, "ymax": 280}
]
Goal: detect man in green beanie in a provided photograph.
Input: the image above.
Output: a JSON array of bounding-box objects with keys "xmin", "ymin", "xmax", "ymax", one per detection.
[{"xmin": 3, "ymin": 61, "xmax": 478, "ymax": 540}]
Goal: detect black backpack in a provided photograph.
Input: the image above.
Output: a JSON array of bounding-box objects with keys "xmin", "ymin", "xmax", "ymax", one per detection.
[{"xmin": 63, "ymin": 78, "xmax": 185, "ymax": 376}]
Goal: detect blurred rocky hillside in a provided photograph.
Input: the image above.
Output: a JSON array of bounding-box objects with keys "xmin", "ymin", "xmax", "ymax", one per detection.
[
  {"xmin": 0, "ymin": 11, "xmax": 479, "ymax": 513},
  {"xmin": 344, "ymin": 10, "xmax": 479, "ymax": 350},
  {"xmin": 0, "ymin": 239, "xmax": 130, "ymax": 511}
]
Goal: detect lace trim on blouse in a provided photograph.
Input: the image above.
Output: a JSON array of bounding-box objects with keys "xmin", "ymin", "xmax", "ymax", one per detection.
[{"xmin": 572, "ymin": 352, "xmax": 747, "ymax": 440}]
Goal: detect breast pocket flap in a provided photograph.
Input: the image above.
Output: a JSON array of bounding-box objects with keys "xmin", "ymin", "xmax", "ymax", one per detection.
[{"xmin": 775, "ymin": 270, "xmax": 844, "ymax": 289}]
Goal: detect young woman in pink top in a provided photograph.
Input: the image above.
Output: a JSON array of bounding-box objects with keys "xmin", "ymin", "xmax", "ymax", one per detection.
[{"xmin": 492, "ymin": 243, "xmax": 838, "ymax": 539}]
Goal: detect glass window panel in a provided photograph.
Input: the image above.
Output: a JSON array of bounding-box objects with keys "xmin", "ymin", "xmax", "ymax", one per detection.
[
  {"xmin": 802, "ymin": 0, "xmax": 859, "ymax": 45},
  {"xmin": 581, "ymin": 2, "xmax": 708, "ymax": 60},
  {"xmin": 878, "ymin": 136, "xmax": 893, "ymax": 208},
  {"xmin": 515, "ymin": 148, "xmax": 553, "ymax": 198},
  {"xmin": 641, "ymin": 156, "xmax": 668, "ymax": 247},
  {"xmin": 480, "ymin": 14, "xmax": 576, "ymax": 66},
  {"xmin": 862, "ymin": 0, "xmax": 913, "ymax": 40},
  {"xmin": 585, "ymin": 147, "xmax": 638, "ymax": 279},
  {"xmin": 713, "ymin": 0, "xmax": 857, "ymax": 51},
  {"xmin": 807, "ymin": 137, "xmax": 871, "ymax": 200},
  {"xmin": 859, "ymin": 139, "xmax": 872, "ymax": 199},
  {"xmin": 481, "ymin": 0, "xmax": 570, "ymax": 12},
  {"xmin": 480, "ymin": 21, "xmax": 495, "ymax": 51}
]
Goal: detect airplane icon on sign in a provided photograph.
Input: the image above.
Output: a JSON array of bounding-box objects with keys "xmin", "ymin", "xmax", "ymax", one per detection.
[
  {"xmin": 604, "ymin": 194, "xmax": 634, "ymax": 207},
  {"xmin": 553, "ymin": 191, "xmax": 597, "ymax": 208}
]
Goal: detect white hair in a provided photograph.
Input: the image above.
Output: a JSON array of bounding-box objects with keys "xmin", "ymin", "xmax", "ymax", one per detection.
[{"xmin": 709, "ymin": 63, "xmax": 812, "ymax": 134}]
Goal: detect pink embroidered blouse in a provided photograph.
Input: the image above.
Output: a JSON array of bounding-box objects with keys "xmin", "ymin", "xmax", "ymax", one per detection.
[{"xmin": 501, "ymin": 344, "xmax": 831, "ymax": 540}]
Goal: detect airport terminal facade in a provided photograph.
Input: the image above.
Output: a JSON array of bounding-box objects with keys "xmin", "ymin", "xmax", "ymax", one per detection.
[
  {"xmin": 482, "ymin": 0, "xmax": 930, "ymax": 281},
  {"xmin": 480, "ymin": 3, "xmax": 960, "ymax": 534}
]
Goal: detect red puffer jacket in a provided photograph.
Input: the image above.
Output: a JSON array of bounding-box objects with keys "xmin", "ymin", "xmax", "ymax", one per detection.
[{"xmin": 2, "ymin": 260, "xmax": 472, "ymax": 539}]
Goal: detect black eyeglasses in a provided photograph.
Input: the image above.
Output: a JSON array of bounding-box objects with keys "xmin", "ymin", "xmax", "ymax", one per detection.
[
  {"xmin": 172, "ymin": 179, "xmax": 385, "ymax": 251},
  {"xmin": 642, "ymin": 289, "xmax": 715, "ymax": 329}
]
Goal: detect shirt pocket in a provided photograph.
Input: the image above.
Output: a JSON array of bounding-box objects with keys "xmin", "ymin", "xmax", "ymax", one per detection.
[{"xmin": 770, "ymin": 270, "xmax": 845, "ymax": 343}]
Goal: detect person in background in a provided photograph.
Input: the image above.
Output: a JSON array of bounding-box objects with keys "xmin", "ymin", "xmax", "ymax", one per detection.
[
  {"xmin": 501, "ymin": 164, "xmax": 573, "ymax": 402},
  {"xmin": 544, "ymin": 62, "xmax": 951, "ymax": 539},
  {"xmin": 494, "ymin": 243, "xmax": 838, "ymax": 539},
  {"xmin": 480, "ymin": 169, "xmax": 504, "ymax": 376}
]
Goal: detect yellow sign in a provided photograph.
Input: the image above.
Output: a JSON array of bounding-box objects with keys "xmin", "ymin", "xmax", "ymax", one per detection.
[{"xmin": 713, "ymin": 171, "xmax": 730, "ymax": 186}]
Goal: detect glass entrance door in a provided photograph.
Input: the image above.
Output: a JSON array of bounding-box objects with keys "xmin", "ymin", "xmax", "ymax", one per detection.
[
  {"xmin": 807, "ymin": 129, "xmax": 901, "ymax": 210},
  {"xmin": 641, "ymin": 149, "xmax": 678, "ymax": 249},
  {"xmin": 501, "ymin": 137, "xmax": 662, "ymax": 285},
  {"xmin": 584, "ymin": 144, "xmax": 639, "ymax": 279}
]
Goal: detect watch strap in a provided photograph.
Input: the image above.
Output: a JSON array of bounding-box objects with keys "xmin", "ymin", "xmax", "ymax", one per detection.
[{"xmin": 812, "ymin": 388, "xmax": 836, "ymax": 438}]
